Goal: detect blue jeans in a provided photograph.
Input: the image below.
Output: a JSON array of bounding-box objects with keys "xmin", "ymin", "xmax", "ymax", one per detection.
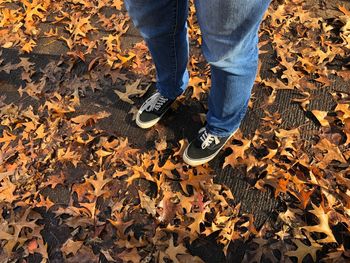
[{"xmin": 124, "ymin": 0, "xmax": 271, "ymax": 137}]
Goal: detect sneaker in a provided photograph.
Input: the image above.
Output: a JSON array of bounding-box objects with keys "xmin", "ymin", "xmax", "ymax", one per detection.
[
  {"xmin": 183, "ymin": 127, "xmax": 237, "ymax": 166},
  {"xmin": 136, "ymin": 92, "xmax": 175, "ymax": 129}
]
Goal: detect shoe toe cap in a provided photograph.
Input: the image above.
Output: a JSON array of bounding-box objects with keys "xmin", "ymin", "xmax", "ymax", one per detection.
[{"xmin": 138, "ymin": 111, "xmax": 157, "ymax": 123}]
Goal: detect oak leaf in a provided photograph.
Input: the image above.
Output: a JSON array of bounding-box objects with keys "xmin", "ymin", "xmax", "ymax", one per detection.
[
  {"xmin": 301, "ymin": 203, "xmax": 337, "ymax": 243},
  {"xmin": 164, "ymin": 236, "xmax": 188, "ymax": 263},
  {"xmin": 285, "ymin": 239, "xmax": 321, "ymax": 263},
  {"xmin": 117, "ymin": 248, "xmax": 142, "ymax": 263},
  {"xmin": 138, "ymin": 190, "xmax": 157, "ymax": 216},
  {"xmin": 114, "ymin": 79, "xmax": 146, "ymax": 104},
  {"xmin": 61, "ymin": 239, "xmax": 83, "ymax": 256}
]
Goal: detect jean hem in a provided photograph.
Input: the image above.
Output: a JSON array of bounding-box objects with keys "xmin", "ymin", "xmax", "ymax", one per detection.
[{"xmin": 205, "ymin": 125, "xmax": 239, "ymax": 138}]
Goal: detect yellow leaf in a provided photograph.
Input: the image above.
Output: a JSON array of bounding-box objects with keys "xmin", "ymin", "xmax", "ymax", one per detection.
[
  {"xmin": 111, "ymin": 0, "xmax": 123, "ymax": 10},
  {"xmin": 21, "ymin": 39, "xmax": 36, "ymax": 53},
  {"xmin": 311, "ymin": 110, "xmax": 329, "ymax": 127},
  {"xmin": 34, "ymin": 124, "xmax": 46, "ymax": 139},
  {"xmin": 0, "ymin": 130, "xmax": 16, "ymax": 143}
]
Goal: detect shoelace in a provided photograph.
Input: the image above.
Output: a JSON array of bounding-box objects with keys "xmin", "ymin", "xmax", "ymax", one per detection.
[
  {"xmin": 139, "ymin": 92, "xmax": 169, "ymax": 112},
  {"xmin": 200, "ymin": 130, "xmax": 220, "ymax": 149}
]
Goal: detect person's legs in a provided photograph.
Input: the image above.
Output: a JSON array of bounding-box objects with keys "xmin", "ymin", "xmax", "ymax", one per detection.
[
  {"xmin": 124, "ymin": 0, "xmax": 189, "ymax": 100},
  {"xmin": 195, "ymin": 0, "xmax": 271, "ymax": 136},
  {"xmin": 183, "ymin": 0, "xmax": 271, "ymax": 166}
]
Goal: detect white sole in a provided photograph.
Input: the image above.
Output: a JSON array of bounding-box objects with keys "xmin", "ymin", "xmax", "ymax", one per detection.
[
  {"xmin": 182, "ymin": 129, "xmax": 238, "ymax": 166},
  {"xmin": 135, "ymin": 107, "xmax": 170, "ymax": 129},
  {"xmin": 183, "ymin": 148, "xmax": 220, "ymax": 166},
  {"xmin": 135, "ymin": 112, "xmax": 162, "ymax": 129}
]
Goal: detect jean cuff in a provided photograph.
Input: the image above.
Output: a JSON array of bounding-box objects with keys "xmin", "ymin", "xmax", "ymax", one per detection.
[{"xmin": 205, "ymin": 124, "xmax": 239, "ymax": 138}]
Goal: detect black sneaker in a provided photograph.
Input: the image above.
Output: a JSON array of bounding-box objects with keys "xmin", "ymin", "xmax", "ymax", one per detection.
[
  {"xmin": 183, "ymin": 127, "xmax": 237, "ymax": 166},
  {"xmin": 136, "ymin": 92, "xmax": 175, "ymax": 129}
]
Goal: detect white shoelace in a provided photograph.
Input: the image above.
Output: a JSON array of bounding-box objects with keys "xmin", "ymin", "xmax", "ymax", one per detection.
[
  {"xmin": 200, "ymin": 129, "xmax": 220, "ymax": 149},
  {"xmin": 139, "ymin": 92, "xmax": 169, "ymax": 112}
]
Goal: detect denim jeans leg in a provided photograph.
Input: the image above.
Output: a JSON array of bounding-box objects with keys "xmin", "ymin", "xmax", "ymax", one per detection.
[
  {"xmin": 124, "ymin": 0, "xmax": 189, "ymax": 100},
  {"xmin": 194, "ymin": 0, "xmax": 271, "ymax": 137}
]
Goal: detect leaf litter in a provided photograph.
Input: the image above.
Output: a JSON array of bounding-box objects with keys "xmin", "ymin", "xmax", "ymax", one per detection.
[{"xmin": 0, "ymin": 0, "xmax": 350, "ymax": 262}]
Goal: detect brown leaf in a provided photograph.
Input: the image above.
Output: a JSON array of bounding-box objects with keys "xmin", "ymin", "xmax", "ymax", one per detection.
[
  {"xmin": 285, "ymin": 239, "xmax": 321, "ymax": 263},
  {"xmin": 62, "ymin": 239, "xmax": 83, "ymax": 256},
  {"xmin": 164, "ymin": 236, "xmax": 188, "ymax": 263},
  {"xmin": 0, "ymin": 178, "xmax": 18, "ymax": 203},
  {"xmin": 117, "ymin": 247, "xmax": 141, "ymax": 263},
  {"xmin": 71, "ymin": 111, "xmax": 111, "ymax": 126},
  {"xmin": 301, "ymin": 203, "xmax": 337, "ymax": 243},
  {"xmin": 114, "ymin": 79, "xmax": 145, "ymax": 104},
  {"xmin": 65, "ymin": 245, "xmax": 99, "ymax": 263},
  {"xmin": 337, "ymin": 70, "xmax": 350, "ymax": 81},
  {"xmin": 138, "ymin": 190, "xmax": 157, "ymax": 216}
]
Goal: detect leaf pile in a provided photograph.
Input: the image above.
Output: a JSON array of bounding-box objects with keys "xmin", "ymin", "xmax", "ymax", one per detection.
[
  {"xmin": 0, "ymin": 55, "xmax": 261, "ymax": 262},
  {"xmin": 0, "ymin": 0, "xmax": 350, "ymax": 262}
]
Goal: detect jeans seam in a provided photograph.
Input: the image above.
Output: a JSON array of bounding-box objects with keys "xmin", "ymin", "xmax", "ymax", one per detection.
[{"xmin": 172, "ymin": 0, "xmax": 178, "ymax": 96}]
